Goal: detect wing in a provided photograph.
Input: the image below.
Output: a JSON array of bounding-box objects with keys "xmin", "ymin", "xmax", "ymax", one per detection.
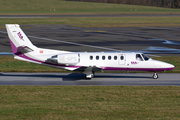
[{"xmin": 74, "ymin": 66, "xmax": 102, "ymax": 72}]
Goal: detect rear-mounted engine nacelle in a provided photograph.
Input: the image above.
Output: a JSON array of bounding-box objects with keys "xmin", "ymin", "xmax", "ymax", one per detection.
[{"xmin": 57, "ymin": 53, "xmax": 80, "ymax": 65}]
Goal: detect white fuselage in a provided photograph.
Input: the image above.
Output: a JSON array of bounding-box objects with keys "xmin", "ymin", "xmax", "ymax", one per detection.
[
  {"xmin": 73, "ymin": 52, "xmax": 174, "ymax": 72},
  {"xmin": 16, "ymin": 50, "xmax": 174, "ymax": 72}
]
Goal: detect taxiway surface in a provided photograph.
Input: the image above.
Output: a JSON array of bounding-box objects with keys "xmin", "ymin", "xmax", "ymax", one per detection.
[
  {"xmin": 0, "ymin": 24, "xmax": 180, "ymax": 56},
  {"xmin": 0, "ymin": 14, "xmax": 180, "ymax": 18},
  {"xmin": 0, "ymin": 72, "xmax": 180, "ymax": 86}
]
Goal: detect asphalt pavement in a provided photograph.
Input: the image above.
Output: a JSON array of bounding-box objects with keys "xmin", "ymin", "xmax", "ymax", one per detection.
[
  {"xmin": 0, "ymin": 72, "xmax": 180, "ymax": 86},
  {"xmin": 0, "ymin": 14, "xmax": 180, "ymax": 18},
  {"xmin": 0, "ymin": 24, "xmax": 180, "ymax": 56}
]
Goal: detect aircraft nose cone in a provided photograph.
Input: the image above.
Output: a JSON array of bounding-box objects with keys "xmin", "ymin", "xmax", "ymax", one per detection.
[
  {"xmin": 154, "ymin": 60, "xmax": 175, "ymax": 71},
  {"xmin": 167, "ymin": 63, "xmax": 175, "ymax": 70},
  {"xmin": 160, "ymin": 62, "xmax": 175, "ymax": 71}
]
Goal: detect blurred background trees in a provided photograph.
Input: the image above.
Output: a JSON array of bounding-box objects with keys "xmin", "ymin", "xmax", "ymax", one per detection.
[{"xmin": 66, "ymin": 0, "xmax": 180, "ymax": 8}]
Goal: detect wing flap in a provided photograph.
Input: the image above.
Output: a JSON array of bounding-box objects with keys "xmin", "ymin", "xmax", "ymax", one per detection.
[{"xmin": 74, "ymin": 66, "xmax": 102, "ymax": 72}]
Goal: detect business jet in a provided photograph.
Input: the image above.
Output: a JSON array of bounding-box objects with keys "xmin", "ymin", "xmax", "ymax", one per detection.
[{"xmin": 6, "ymin": 24, "xmax": 175, "ymax": 79}]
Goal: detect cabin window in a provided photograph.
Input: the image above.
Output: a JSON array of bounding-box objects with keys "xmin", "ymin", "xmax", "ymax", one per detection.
[
  {"xmin": 142, "ymin": 54, "xmax": 150, "ymax": 61},
  {"xmin": 136, "ymin": 54, "xmax": 143, "ymax": 61},
  {"xmin": 96, "ymin": 56, "xmax": 99, "ymax": 60},
  {"xmin": 90, "ymin": 56, "xmax": 93, "ymax": 60},
  {"xmin": 120, "ymin": 56, "xmax": 124, "ymax": 60},
  {"xmin": 102, "ymin": 56, "xmax": 105, "ymax": 60},
  {"xmin": 114, "ymin": 56, "xmax": 117, "ymax": 60},
  {"xmin": 108, "ymin": 56, "xmax": 111, "ymax": 60}
]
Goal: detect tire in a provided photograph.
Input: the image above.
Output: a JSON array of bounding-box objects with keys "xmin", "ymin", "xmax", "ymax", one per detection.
[{"xmin": 153, "ymin": 73, "xmax": 158, "ymax": 79}]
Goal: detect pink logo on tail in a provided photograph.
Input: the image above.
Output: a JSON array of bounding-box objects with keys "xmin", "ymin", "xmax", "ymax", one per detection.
[{"xmin": 17, "ymin": 32, "xmax": 24, "ymax": 41}]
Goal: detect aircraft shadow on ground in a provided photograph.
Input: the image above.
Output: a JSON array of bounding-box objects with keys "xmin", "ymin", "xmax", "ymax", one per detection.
[{"xmin": 0, "ymin": 73, "xmax": 152, "ymax": 81}]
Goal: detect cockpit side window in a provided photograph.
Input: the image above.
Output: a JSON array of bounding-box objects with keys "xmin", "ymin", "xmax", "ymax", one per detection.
[
  {"xmin": 136, "ymin": 54, "xmax": 143, "ymax": 61},
  {"xmin": 142, "ymin": 54, "xmax": 150, "ymax": 61}
]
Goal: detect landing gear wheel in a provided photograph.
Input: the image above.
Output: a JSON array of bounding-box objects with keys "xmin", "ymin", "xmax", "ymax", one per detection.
[
  {"xmin": 153, "ymin": 73, "xmax": 158, "ymax": 79},
  {"xmin": 85, "ymin": 74, "xmax": 93, "ymax": 80},
  {"xmin": 85, "ymin": 71, "xmax": 95, "ymax": 80}
]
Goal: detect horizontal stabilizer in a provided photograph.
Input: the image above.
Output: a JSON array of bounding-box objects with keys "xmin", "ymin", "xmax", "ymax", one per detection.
[{"xmin": 17, "ymin": 46, "xmax": 34, "ymax": 53}]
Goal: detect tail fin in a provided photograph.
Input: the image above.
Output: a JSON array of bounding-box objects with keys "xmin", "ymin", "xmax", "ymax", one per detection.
[{"xmin": 6, "ymin": 24, "xmax": 37, "ymax": 55}]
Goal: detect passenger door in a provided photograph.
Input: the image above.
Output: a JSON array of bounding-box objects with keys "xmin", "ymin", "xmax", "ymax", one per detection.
[{"xmin": 118, "ymin": 54, "xmax": 126, "ymax": 65}]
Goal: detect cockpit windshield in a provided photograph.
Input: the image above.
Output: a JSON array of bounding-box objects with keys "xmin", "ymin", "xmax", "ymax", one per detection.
[
  {"xmin": 136, "ymin": 54, "xmax": 143, "ymax": 61},
  {"xmin": 136, "ymin": 54, "xmax": 150, "ymax": 61},
  {"xmin": 141, "ymin": 54, "xmax": 150, "ymax": 61}
]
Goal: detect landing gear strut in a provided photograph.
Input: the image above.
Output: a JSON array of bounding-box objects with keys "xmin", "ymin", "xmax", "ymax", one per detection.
[{"xmin": 153, "ymin": 73, "xmax": 158, "ymax": 79}]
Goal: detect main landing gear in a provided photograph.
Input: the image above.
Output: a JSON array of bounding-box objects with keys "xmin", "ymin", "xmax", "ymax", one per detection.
[
  {"xmin": 153, "ymin": 73, "xmax": 158, "ymax": 79},
  {"xmin": 85, "ymin": 71, "xmax": 95, "ymax": 79}
]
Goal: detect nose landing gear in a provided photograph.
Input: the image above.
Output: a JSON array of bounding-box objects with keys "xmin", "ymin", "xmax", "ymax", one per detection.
[{"xmin": 153, "ymin": 73, "xmax": 158, "ymax": 79}]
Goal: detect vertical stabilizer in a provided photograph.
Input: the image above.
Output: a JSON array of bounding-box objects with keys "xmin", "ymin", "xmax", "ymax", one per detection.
[{"xmin": 6, "ymin": 24, "xmax": 37, "ymax": 54}]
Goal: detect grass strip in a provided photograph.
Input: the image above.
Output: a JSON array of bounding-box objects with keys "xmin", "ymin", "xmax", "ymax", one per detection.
[
  {"xmin": 0, "ymin": 56, "xmax": 179, "ymax": 73},
  {"xmin": 1, "ymin": 0, "xmax": 180, "ymax": 14},
  {"xmin": 0, "ymin": 86, "xmax": 180, "ymax": 119},
  {"xmin": 0, "ymin": 56, "xmax": 65, "ymax": 72}
]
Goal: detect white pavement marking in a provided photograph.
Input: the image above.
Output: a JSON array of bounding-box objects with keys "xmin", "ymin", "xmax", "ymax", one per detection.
[
  {"xmin": 28, "ymin": 35, "xmax": 121, "ymax": 51},
  {"xmin": 0, "ymin": 30, "xmax": 121, "ymax": 51}
]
